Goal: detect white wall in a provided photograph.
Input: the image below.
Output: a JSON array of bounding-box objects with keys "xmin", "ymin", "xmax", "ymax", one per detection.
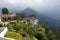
[
  {"xmin": 0, "ymin": 18, "xmax": 1, "ymax": 22},
  {"xmin": 0, "ymin": 37, "xmax": 15, "ymax": 40},
  {"xmin": 0, "ymin": 27, "xmax": 8, "ymax": 37},
  {"xmin": 30, "ymin": 19, "xmax": 38, "ymax": 25}
]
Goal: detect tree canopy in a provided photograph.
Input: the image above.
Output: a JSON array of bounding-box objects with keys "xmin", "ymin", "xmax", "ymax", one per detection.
[{"xmin": 2, "ymin": 8, "xmax": 9, "ymax": 14}]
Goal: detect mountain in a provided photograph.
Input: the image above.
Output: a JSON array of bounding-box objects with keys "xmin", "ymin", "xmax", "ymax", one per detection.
[
  {"xmin": 23, "ymin": 8, "xmax": 45, "ymax": 18},
  {"xmin": 0, "ymin": 8, "xmax": 2, "ymax": 13},
  {"xmin": 22, "ymin": 8, "xmax": 60, "ymax": 29},
  {"xmin": 23, "ymin": 8, "xmax": 39, "ymax": 15}
]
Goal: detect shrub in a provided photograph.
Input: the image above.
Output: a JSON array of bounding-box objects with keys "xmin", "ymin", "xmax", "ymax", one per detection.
[
  {"xmin": 35, "ymin": 32, "xmax": 48, "ymax": 40},
  {"xmin": 0, "ymin": 24, "xmax": 3, "ymax": 27},
  {"xmin": 32, "ymin": 37, "xmax": 38, "ymax": 40},
  {"xmin": 5, "ymin": 32, "xmax": 22, "ymax": 40},
  {"xmin": 28, "ymin": 36, "xmax": 38, "ymax": 40}
]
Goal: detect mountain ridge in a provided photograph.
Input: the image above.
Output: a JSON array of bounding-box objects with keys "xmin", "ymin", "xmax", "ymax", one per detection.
[{"xmin": 22, "ymin": 8, "xmax": 60, "ymax": 29}]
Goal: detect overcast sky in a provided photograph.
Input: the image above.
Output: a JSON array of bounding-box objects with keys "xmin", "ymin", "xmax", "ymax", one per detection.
[
  {"xmin": 0, "ymin": 0, "xmax": 60, "ymax": 10},
  {"xmin": 0, "ymin": 0, "xmax": 60, "ymax": 20}
]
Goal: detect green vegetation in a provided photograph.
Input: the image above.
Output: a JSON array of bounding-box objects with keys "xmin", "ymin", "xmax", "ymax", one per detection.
[
  {"xmin": 35, "ymin": 32, "xmax": 48, "ymax": 40},
  {"xmin": 0, "ymin": 24, "xmax": 3, "ymax": 27},
  {"xmin": 4, "ymin": 12, "xmax": 56, "ymax": 40},
  {"xmin": 15, "ymin": 12, "xmax": 27, "ymax": 21},
  {"xmin": 5, "ymin": 32, "xmax": 22, "ymax": 40},
  {"xmin": 0, "ymin": 8, "xmax": 57, "ymax": 40},
  {"xmin": 47, "ymin": 31, "xmax": 56, "ymax": 40}
]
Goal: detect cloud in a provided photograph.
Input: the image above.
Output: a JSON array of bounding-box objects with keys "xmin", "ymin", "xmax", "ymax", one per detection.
[
  {"xmin": 0, "ymin": 0, "xmax": 60, "ymax": 11},
  {"xmin": 0, "ymin": 0, "xmax": 47, "ymax": 9},
  {"xmin": 0, "ymin": 0, "xmax": 60, "ymax": 20}
]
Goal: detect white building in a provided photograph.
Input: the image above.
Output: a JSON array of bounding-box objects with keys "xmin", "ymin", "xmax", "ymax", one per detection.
[
  {"xmin": 0, "ymin": 27, "xmax": 7, "ymax": 37},
  {"xmin": 0, "ymin": 27, "xmax": 15, "ymax": 40},
  {"xmin": 0, "ymin": 18, "xmax": 1, "ymax": 22},
  {"xmin": 23, "ymin": 17, "xmax": 38, "ymax": 25},
  {"xmin": 0, "ymin": 18, "xmax": 2, "ymax": 24}
]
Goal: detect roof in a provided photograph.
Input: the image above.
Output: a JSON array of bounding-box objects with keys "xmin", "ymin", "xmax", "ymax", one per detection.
[
  {"xmin": 0, "ymin": 27, "xmax": 5, "ymax": 33},
  {"xmin": 23, "ymin": 17, "xmax": 38, "ymax": 21},
  {"xmin": 0, "ymin": 13, "xmax": 15, "ymax": 18}
]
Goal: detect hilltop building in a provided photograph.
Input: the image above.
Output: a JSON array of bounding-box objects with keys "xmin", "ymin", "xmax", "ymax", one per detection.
[
  {"xmin": 0, "ymin": 13, "xmax": 15, "ymax": 23},
  {"xmin": 23, "ymin": 17, "xmax": 38, "ymax": 25}
]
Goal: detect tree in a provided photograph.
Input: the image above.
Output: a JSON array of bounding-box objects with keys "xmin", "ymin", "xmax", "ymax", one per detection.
[
  {"xmin": 6, "ymin": 23, "xmax": 15, "ymax": 31},
  {"xmin": 19, "ymin": 12, "xmax": 27, "ymax": 19},
  {"xmin": 28, "ymin": 36, "xmax": 38, "ymax": 40},
  {"xmin": 15, "ymin": 12, "xmax": 27, "ymax": 21},
  {"xmin": 15, "ymin": 13, "xmax": 21, "ymax": 21},
  {"xmin": 32, "ymin": 37, "xmax": 37, "ymax": 40},
  {"xmin": 46, "ymin": 30, "xmax": 56, "ymax": 40},
  {"xmin": 5, "ymin": 32, "xmax": 22, "ymax": 40},
  {"xmin": 35, "ymin": 32, "xmax": 48, "ymax": 40},
  {"xmin": 45, "ymin": 27, "xmax": 56, "ymax": 40},
  {"xmin": 0, "ymin": 24, "xmax": 3, "ymax": 27},
  {"xmin": 2, "ymin": 8, "xmax": 9, "ymax": 14},
  {"xmin": 55, "ymin": 27, "xmax": 60, "ymax": 40},
  {"xmin": 29, "ymin": 14, "xmax": 36, "ymax": 18}
]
